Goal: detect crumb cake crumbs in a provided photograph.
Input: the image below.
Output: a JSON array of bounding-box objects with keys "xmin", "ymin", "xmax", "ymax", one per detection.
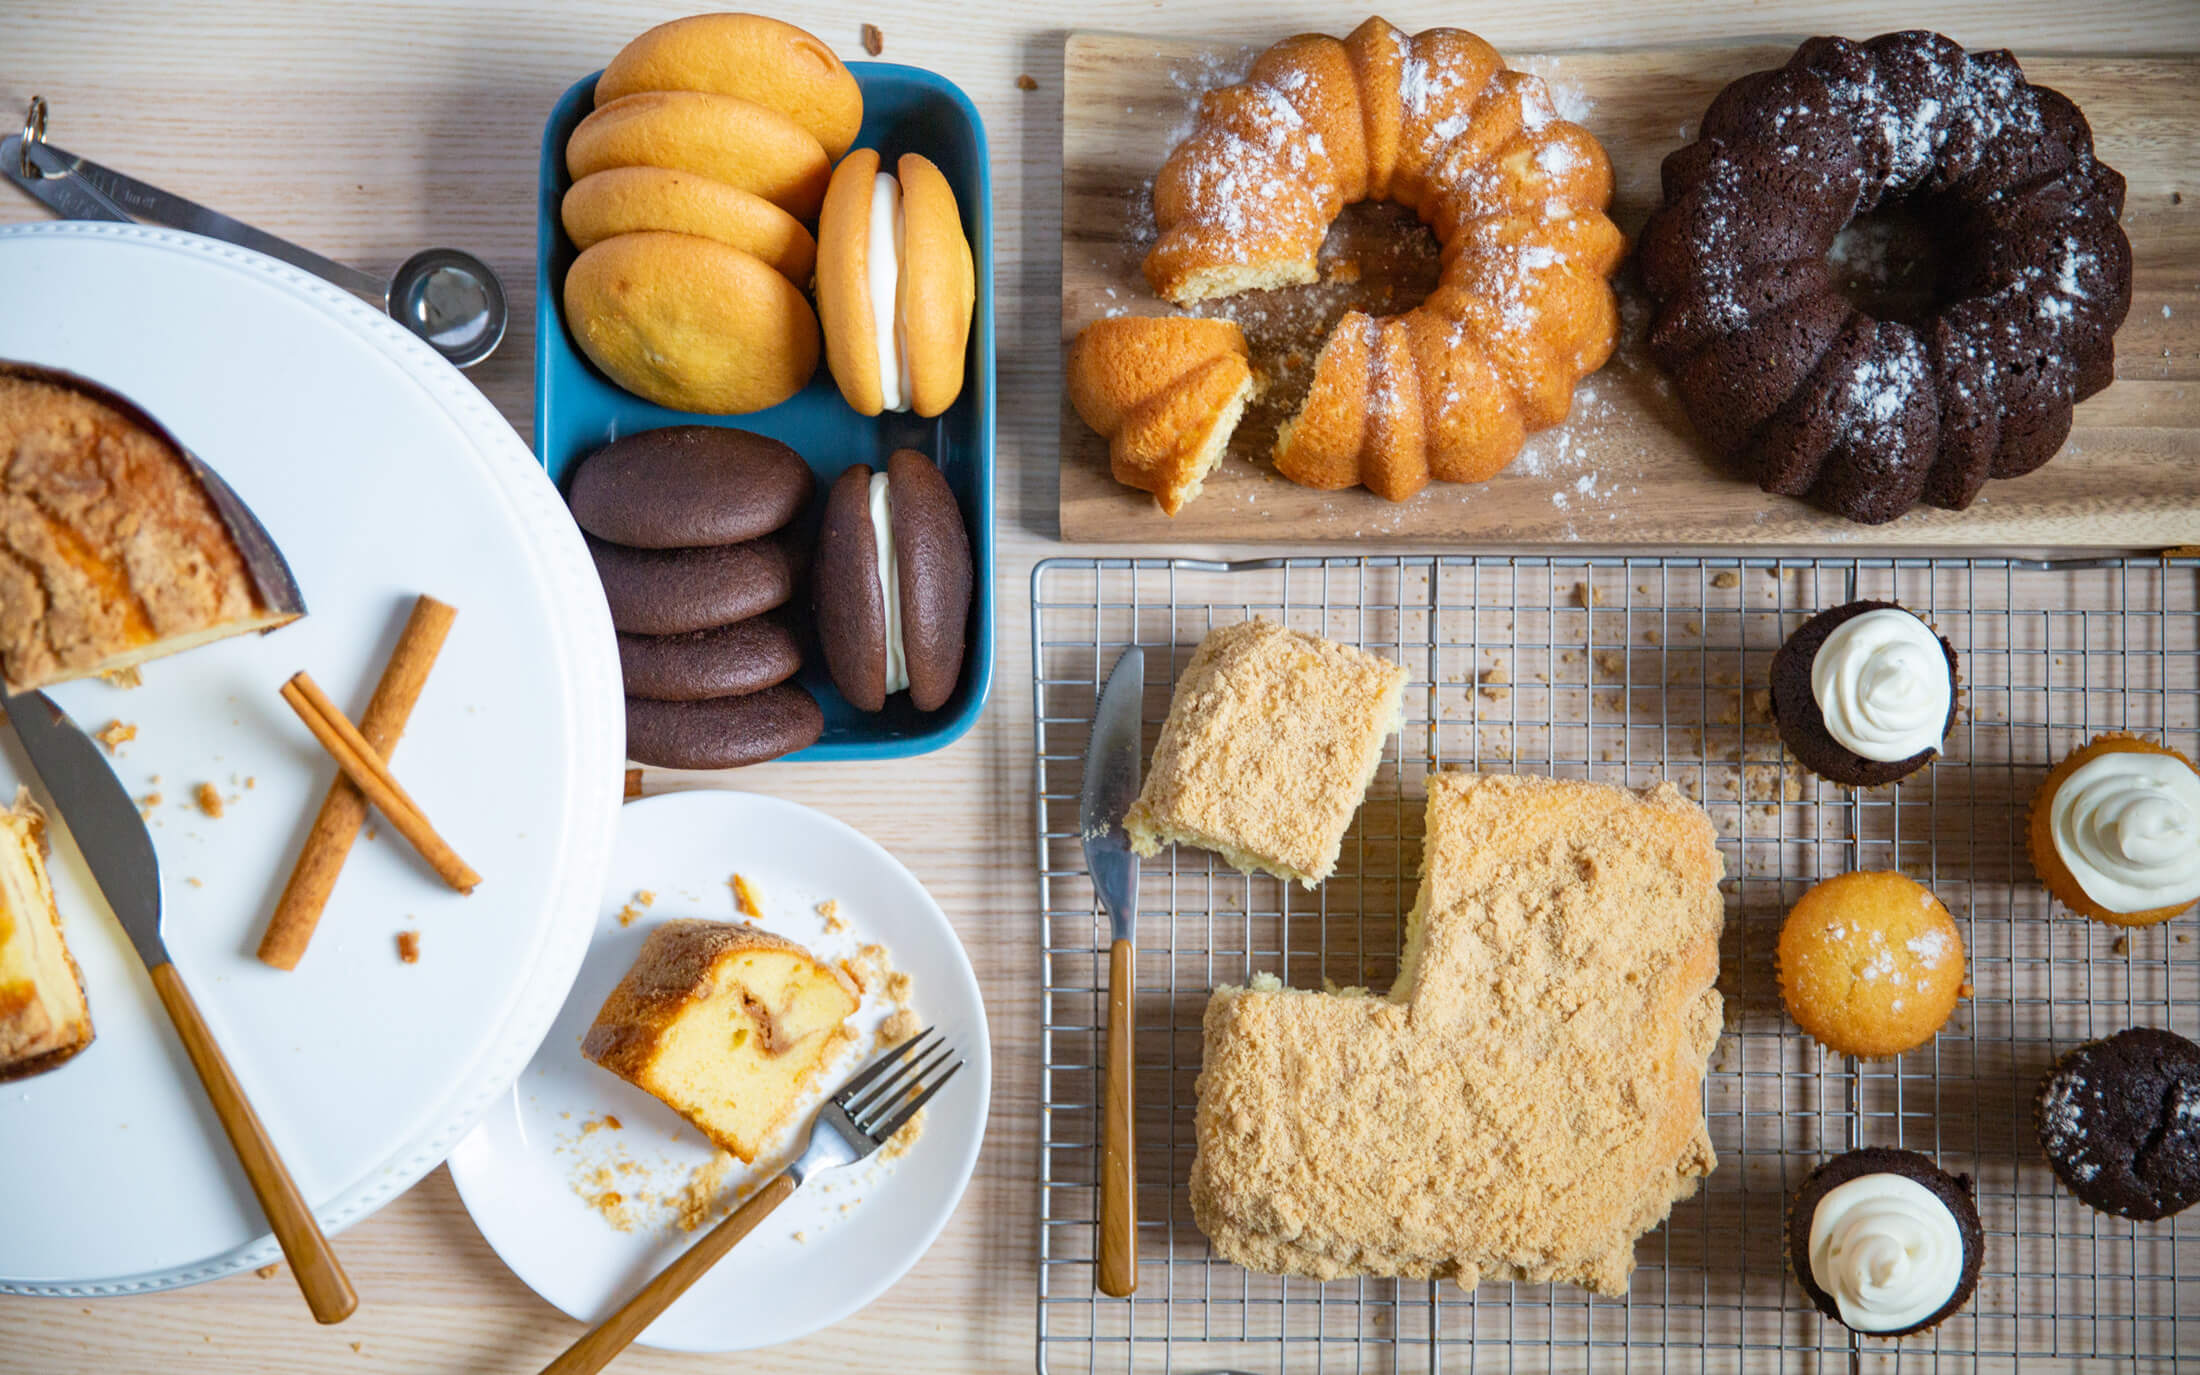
[
  {"xmin": 731, "ymin": 873, "xmax": 764, "ymax": 918},
  {"xmin": 194, "ymin": 783, "xmax": 224, "ymax": 818},
  {"xmin": 93, "ymin": 720, "xmax": 135, "ymax": 752},
  {"xmin": 396, "ymin": 930, "xmax": 419, "ymax": 964}
]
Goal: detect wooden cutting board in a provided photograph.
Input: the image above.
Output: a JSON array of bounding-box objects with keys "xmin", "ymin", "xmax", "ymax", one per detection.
[{"xmin": 1059, "ymin": 34, "xmax": 2200, "ymax": 547}]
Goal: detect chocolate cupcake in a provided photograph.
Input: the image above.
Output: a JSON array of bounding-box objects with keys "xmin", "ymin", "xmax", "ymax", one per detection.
[
  {"xmin": 1770, "ymin": 601, "xmax": 1958, "ymax": 787},
  {"xmin": 2036, "ymin": 1027, "xmax": 2200, "ymax": 1221},
  {"xmin": 1788, "ymin": 1147, "xmax": 1983, "ymax": 1337}
]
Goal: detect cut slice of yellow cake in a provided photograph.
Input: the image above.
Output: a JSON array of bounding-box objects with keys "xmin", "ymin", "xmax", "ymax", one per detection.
[
  {"xmin": 0, "ymin": 790, "xmax": 93, "ymax": 1081},
  {"xmin": 582, "ymin": 918, "xmax": 857, "ymax": 1161},
  {"xmin": 1124, "ymin": 618, "xmax": 1408, "ymax": 887}
]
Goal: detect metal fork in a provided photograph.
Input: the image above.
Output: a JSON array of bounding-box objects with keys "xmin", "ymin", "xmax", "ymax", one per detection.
[{"xmin": 540, "ymin": 1028, "xmax": 965, "ymax": 1375}]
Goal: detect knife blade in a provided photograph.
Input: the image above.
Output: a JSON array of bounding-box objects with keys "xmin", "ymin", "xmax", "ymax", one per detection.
[
  {"xmin": 4, "ymin": 691, "xmax": 358, "ymax": 1323},
  {"xmin": 1079, "ymin": 646, "xmax": 1143, "ymax": 1298}
]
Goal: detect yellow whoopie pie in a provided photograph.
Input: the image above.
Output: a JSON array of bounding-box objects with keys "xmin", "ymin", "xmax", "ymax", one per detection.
[
  {"xmin": 566, "ymin": 91, "xmax": 830, "ymax": 221},
  {"xmin": 564, "ymin": 231, "xmax": 819, "ymax": 415},
  {"xmin": 814, "ymin": 150, "xmax": 975, "ymax": 418},
  {"xmin": 562, "ymin": 167, "xmax": 816, "ymax": 283},
  {"xmin": 595, "ymin": 12, "xmax": 863, "ymax": 161}
]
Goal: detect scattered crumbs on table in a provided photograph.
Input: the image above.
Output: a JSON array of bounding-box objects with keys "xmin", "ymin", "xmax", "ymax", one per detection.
[
  {"xmin": 349, "ymin": 1342, "xmax": 362, "ymax": 1354},
  {"xmin": 1477, "ymin": 664, "xmax": 1508, "ymax": 702},
  {"xmin": 397, "ymin": 930, "xmax": 420, "ymax": 964},
  {"xmin": 1017, "ymin": 73, "xmax": 1038, "ymax": 91},
  {"xmin": 93, "ymin": 720, "xmax": 136, "ymax": 753},
  {"xmin": 1570, "ymin": 581, "xmax": 1604, "ymax": 608},
  {"xmin": 1959, "ymin": 981, "xmax": 1976, "ymax": 999},
  {"xmin": 1711, "ymin": 571, "xmax": 1740, "ymax": 589},
  {"xmin": 194, "ymin": 782, "xmax": 225, "ymax": 818},
  {"xmin": 1682, "ymin": 619, "xmax": 1703, "ymax": 637},
  {"xmin": 255, "ymin": 1263, "xmax": 278, "ymax": 1279},
  {"xmin": 860, "ymin": 21, "xmax": 882, "ymax": 54},
  {"xmin": 732, "ymin": 872, "xmax": 764, "ymax": 918},
  {"xmin": 2112, "ymin": 935, "xmax": 2130, "ymax": 956}
]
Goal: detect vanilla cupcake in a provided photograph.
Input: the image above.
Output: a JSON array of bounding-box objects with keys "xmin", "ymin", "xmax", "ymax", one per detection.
[
  {"xmin": 1777, "ymin": 871, "xmax": 1966, "ymax": 1059},
  {"xmin": 1770, "ymin": 601, "xmax": 1958, "ymax": 788},
  {"xmin": 2028, "ymin": 733, "xmax": 2200, "ymax": 927},
  {"xmin": 1788, "ymin": 1148, "xmax": 1984, "ymax": 1338}
]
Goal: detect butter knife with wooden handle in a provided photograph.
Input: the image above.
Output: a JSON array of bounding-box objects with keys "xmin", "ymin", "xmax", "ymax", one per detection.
[
  {"xmin": 5, "ymin": 691, "xmax": 357, "ymax": 1323},
  {"xmin": 1079, "ymin": 647, "xmax": 1144, "ymax": 1297}
]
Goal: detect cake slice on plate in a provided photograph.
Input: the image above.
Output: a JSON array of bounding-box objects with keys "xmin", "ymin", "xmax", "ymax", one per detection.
[
  {"xmin": 0, "ymin": 789, "xmax": 93, "ymax": 1081},
  {"xmin": 582, "ymin": 918, "xmax": 858, "ymax": 1161}
]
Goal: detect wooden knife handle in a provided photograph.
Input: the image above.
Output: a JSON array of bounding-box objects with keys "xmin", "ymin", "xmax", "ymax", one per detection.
[
  {"xmin": 1099, "ymin": 936, "xmax": 1137, "ymax": 1297},
  {"xmin": 541, "ymin": 1170, "xmax": 798, "ymax": 1375},
  {"xmin": 149, "ymin": 962, "xmax": 358, "ymax": 1324}
]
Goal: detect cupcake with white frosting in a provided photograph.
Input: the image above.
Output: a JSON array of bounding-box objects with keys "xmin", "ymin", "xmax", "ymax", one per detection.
[
  {"xmin": 2028, "ymin": 734, "xmax": 2200, "ymax": 927},
  {"xmin": 1788, "ymin": 1147, "xmax": 1984, "ymax": 1338},
  {"xmin": 1770, "ymin": 601, "xmax": 1959, "ymax": 788}
]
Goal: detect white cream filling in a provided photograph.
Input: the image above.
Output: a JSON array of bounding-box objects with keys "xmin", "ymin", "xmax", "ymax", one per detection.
[
  {"xmin": 1808, "ymin": 1173, "xmax": 1965, "ymax": 1333},
  {"xmin": 867, "ymin": 472, "xmax": 909, "ymax": 696},
  {"xmin": 867, "ymin": 172, "xmax": 913, "ymax": 414},
  {"xmin": 1810, "ymin": 608, "xmax": 1951, "ymax": 762},
  {"xmin": 2049, "ymin": 750, "xmax": 2200, "ymax": 913}
]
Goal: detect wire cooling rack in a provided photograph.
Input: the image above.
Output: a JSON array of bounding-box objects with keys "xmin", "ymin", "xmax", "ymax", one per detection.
[{"xmin": 1033, "ymin": 555, "xmax": 2200, "ymax": 1374}]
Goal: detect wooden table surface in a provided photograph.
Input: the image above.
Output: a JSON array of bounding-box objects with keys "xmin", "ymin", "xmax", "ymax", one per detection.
[{"xmin": 3, "ymin": 2, "xmax": 2195, "ymax": 1371}]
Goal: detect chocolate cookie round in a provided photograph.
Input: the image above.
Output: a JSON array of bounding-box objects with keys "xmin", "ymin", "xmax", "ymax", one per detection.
[
  {"xmin": 1787, "ymin": 1147, "xmax": 1983, "ymax": 1337},
  {"xmin": 619, "ymin": 618, "xmax": 802, "ymax": 701},
  {"xmin": 588, "ymin": 535, "xmax": 799, "ymax": 636},
  {"xmin": 625, "ymin": 683, "xmax": 823, "ymax": 769},
  {"xmin": 1769, "ymin": 600, "xmax": 1958, "ymax": 787},
  {"xmin": 813, "ymin": 462, "xmax": 888, "ymax": 711},
  {"xmin": 885, "ymin": 448, "xmax": 973, "ymax": 713},
  {"xmin": 2037, "ymin": 1026, "xmax": 2200, "ymax": 1221},
  {"xmin": 568, "ymin": 425, "xmax": 813, "ymax": 548}
]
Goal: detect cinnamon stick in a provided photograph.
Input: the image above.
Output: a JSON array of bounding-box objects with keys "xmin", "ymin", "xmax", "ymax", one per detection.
[
  {"xmin": 257, "ymin": 596, "xmax": 455, "ymax": 970},
  {"xmin": 280, "ymin": 673, "xmax": 480, "ymax": 896}
]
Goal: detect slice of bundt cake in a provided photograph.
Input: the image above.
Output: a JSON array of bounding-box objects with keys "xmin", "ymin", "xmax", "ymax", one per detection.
[
  {"xmin": 1066, "ymin": 316, "xmax": 1256, "ymax": 516},
  {"xmin": 1637, "ymin": 31, "xmax": 2132, "ymax": 525}
]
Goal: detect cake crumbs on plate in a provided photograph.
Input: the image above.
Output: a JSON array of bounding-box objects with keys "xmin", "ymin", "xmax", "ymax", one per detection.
[
  {"xmin": 93, "ymin": 720, "xmax": 136, "ymax": 752},
  {"xmin": 255, "ymin": 1263, "xmax": 279, "ymax": 1279},
  {"xmin": 674, "ymin": 1151, "xmax": 737, "ymax": 1232},
  {"xmin": 194, "ymin": 782, "xmax": 224, "ymax": 818},
  {"xmin": 731, "ymin": 873, "xmax": 764, "ymax": 918},
  {"xmin": 100, "ymin": 665, "xmax": 142, "ymax": 689},
  {"xmin": 396, "ymin": 930, "xmax": 420, "ymax": 964},
  {"xmin": 186, "ymin": 876, "xmax": 203, "ymax": 888}
]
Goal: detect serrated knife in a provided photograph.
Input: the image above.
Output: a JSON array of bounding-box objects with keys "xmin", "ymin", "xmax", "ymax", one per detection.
[
  {"xmin": 1079, "ymin": 646, "xmax": 1143, "ymax": 1298},
  {"xmin": 5, "ymin": 690, "xmax": 357, "ymax": 1323}
]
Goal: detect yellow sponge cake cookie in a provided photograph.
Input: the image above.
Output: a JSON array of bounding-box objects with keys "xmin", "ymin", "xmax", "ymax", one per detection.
[
  {"xmin": 564, "ymin": 231, "xmax": 819, "ymax": 414},
  {"xmin": 567, "ymin": 90, "xmax": 830, "ymax": 221},
  {"xmin": 561, "ymin": 167, "xmax": 816, "ymax": 283},
  {"xmin": 595, "ymin": 13, "xmax": 864, "ymax": 160},
  {"xmin": 815, "ymin": 150, "xmax": 975, "ymax": 417},
  {"xmin": 582, "ymin": 918, "xmax": 857, "ymax": 1162}
]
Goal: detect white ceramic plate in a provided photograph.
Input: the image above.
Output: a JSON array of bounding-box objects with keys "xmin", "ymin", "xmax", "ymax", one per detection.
[
  {"xmin": 0, "ymin": 222, "xmax": 623, "ymax": 1293},
  {"xmin": 448, "ymin": 790, "xmax": 990, "ymax": 1353}
]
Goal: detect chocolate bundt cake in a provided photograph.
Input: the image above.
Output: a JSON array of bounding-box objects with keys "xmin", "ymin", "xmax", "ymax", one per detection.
[{"xmin": 1638, "ymin": 32, "xmax": 2132, "ymax": 525}]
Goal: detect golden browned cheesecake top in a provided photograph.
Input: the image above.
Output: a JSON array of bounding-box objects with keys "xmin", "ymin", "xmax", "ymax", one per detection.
[
  {"xmin": 1192, "ymin": 771, "xmax": 1726, "ymax": 1295},
  {"xmin": 0, "ymin": 371, "xmax": 264, "ymax": 693},
  {"xmin": 1124, "ymin": 618, "xmax": 1407, "ymax": 884}
]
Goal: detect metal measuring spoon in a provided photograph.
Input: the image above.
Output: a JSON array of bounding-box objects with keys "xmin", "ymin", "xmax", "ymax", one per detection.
[{"xmin": 3, "ymin": 98, "xmax": 506, "ymax": 368}]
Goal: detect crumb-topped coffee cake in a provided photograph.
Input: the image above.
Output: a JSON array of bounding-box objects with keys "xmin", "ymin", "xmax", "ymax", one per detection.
[
  {"xmin": 1191, "ymin": 771, "xmax": 1726, "ymax": 1295},
  {"xmin": 1124, "ymin": 618, "xmax": 1407, "ymax": 887}
]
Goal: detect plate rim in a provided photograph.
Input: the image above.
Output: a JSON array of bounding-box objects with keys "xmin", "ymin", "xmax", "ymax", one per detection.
[
  {"xmin": 0, "ymin": 219, "xmax": 625, "ymax": 1296},
  {"xmin": 446, "ymin": 787, "xmax": 994, "ymax": 1353}
]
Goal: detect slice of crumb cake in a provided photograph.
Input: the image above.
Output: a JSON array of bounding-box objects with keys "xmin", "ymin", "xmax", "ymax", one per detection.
[
  {"xmin": 1191, "ymin": 770, "xmax": 1726, "ymax": 1295},
  {"xmin": 1123, "ymin": 619, "xmax": 1407, "ymax": 887}
]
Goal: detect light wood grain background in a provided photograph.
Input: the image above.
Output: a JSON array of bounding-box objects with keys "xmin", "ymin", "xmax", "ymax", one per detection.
[{"xmin": 2, "ymin": 2, "xmax": 2196, "ymax": 1371}]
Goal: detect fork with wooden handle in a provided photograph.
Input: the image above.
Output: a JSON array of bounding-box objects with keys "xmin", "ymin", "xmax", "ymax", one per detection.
[{"xmin": 539, "ymin": 1028, "xmax": 965, "ymax": 1375}]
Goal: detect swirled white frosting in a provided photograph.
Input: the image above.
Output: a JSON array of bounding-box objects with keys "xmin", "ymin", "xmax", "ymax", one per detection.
[
  {"xmin": 2048, "ymin": 749, "xmax": 2200, "ymax": 914},
  {"xmin": 1808, "ymin": 1172, "xmax": 1965, "ymax": 1333},
  {"xmin": 1810, "ymin": 608, "xmax": 1951, "ymax": 762}
]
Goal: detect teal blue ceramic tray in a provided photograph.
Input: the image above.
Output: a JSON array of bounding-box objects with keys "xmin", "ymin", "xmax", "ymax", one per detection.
[{"xmin": 535, "ymin": 64, "xmax": 994, "ymax": 762}]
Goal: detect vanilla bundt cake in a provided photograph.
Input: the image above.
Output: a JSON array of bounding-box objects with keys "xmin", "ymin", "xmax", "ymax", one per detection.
[
  {"xmin": 1143, "ymin": 18, "xmax": 1624, "ymax": 502},
  {"xmin": 1066, "ymin": 316, "xmax": 1256, "ymax": 516},
  {"xmin": 1637, "ymin": 32, "xmax": 2133, "ymax": 524}
]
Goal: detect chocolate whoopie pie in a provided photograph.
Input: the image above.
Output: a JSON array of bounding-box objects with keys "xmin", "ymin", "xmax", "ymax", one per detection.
[
  {"xmin": 568, "ymin": 425, "xmax": 814, "ymax": 548},
  {"xmin": 619, "ymin": 618, "xmax": 803, "ymax": 702},
  {"xmin": 1787, "ymin": 1147, "xmax": 1984, "ymax": 1338},
  {"xmin": 588, "ymin": 534, "xmax": 801, "ymax": 636},
  {"xmin": 625, "ymin": 684, "xmax": 824, "ymax": 770},
  {"xmin": 1770, "ymin": 600, "xmax": 1958, "ymax": 787},
  {"xmin": 2037, "ymin": 1027, "xmax": 2200, "ymax": 1221},
  {"xmin": 813, "ymin": 449, "xmax": 973, "ymax": 713}
]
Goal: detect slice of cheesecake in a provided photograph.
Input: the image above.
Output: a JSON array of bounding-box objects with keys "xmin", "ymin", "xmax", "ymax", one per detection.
[
  {"xmin": 0, "ymin": 364, "xmax": 304, "ymax": 694},
  {"xmin": 582, "ymin": 918, "xmax": 858, "ymax": 1161},
  {"xmin": 0, "ymin": 790, "xmax": 93, "ymax": 1081}
]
